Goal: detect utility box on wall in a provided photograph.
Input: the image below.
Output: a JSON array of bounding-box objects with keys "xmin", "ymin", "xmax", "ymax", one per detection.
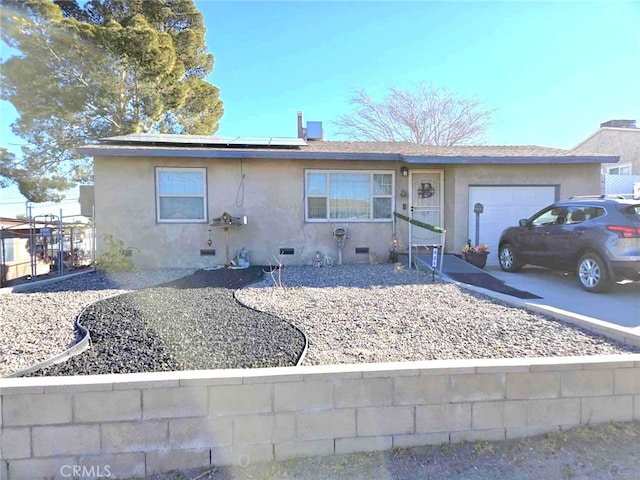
[{"xmin": 79, "ymin": 185, "xmax": 94, "ymax": 217}]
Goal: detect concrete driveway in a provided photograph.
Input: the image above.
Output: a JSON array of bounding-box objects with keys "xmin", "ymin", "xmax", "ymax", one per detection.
[{"xmin": 485, "ymin": 265, "xmax": 640, "ymax": 330}]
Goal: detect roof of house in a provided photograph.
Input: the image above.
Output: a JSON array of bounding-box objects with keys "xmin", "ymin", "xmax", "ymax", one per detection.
[
  {"xmin": 0, "ymin": 218, "xmax": 89, "ymax": 229},
  {"xmin": 0, "ymin": 218, "xmax": 49, "ymax": 230},
  {"xmin": 76, "ymin": 134, "xmax": 619, "ymax": 165},
  {"xmin": 301, "ymin": 141, "xmax": 573, "ymax": 157}
]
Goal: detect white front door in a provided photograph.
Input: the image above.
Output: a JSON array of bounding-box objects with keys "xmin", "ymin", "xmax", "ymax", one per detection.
[{"xmin": 409, "ymin": 170, "xmax": 444, "ymax": 247}]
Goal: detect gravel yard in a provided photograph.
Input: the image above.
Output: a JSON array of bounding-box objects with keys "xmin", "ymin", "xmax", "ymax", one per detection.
[
  {"xmin": 2, "ymin": 264, "xmax": 639, "ymax": 377},
  {"xmin": 0, "ymin": 269, "xmax": 198, "ymax": 377},
  {"xmin": 237, "ymin": 264, "xmax": 640, "ymax": 365},
  {"xmin": 22, "ymin": 267, "xmax": 306, "ymax": 376}
]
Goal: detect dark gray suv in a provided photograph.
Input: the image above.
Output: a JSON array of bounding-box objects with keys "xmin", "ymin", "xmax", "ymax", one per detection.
[{"xmin": 498, "ymin": 195, "xmax": 640, "ymax": 293}]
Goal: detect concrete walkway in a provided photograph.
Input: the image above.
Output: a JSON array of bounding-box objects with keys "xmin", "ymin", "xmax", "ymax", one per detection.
[
  {"xmin": 418, "ymin": 253, "xmax": 640, "ymax": 333},
  {"xmin": 487, "ymin": 265, "xmax": 640, "ymax": 330}
]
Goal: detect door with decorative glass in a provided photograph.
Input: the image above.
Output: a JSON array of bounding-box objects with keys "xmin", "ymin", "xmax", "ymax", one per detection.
[{"xmin": 409, "ymin": 170, "xmax": 444, "ymax": 247}]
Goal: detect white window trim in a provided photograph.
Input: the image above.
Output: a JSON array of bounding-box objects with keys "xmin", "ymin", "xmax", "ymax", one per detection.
[
  {"xmin": 305, "ymin": 169, "xmax": 395, "ymax": 223},
  {"xmin": 1, "ymin": 237, "xmax": 15, "ymax": 263},
  {"xmin": 606, "ymin": 162, "xmax": 632, "ymax": 175},
  {"xmin": 156, "ymin": 167, "xmax": 208, "ymax": 223}
]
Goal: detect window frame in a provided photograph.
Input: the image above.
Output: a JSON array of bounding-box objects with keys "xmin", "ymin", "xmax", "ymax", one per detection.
[
  {"xmin": 1, "ymin": 237, "xmax": 15, "ymax": 263},
  {"xmin": 606, "ymin": 162, "xmax": 632, "ymax": 175},
  {"xmin": 304, "ymin": 169, "xmax": 395, "ymax": 223},
  {"xmin": 155, "ymin": 167, "xmax": 208, "ymax": 224}
]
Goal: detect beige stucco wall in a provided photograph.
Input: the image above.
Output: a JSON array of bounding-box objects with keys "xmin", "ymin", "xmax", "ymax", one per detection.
[
  {"xmin": 95, "ymin": 156, "xmax": 408, "ymax": 269},
  {"xmin": 447, "ymin": 163, "xmax": 600, "ymax": 253},
  {"xmin": 574, "ymin": 129, "xmax": 640, "ymax": 174},
  {"xmin": 94, "ymin": 157, "xmax": 600, "ymax": 269}
]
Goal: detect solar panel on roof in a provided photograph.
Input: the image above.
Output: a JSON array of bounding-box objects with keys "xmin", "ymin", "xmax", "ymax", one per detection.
[
  {"xmin": 270, "ymin": 137, "xmax": 307, "ymax": 146},
  {"xmin": 104, "ymin": 134, "xmax": 226, "ymax": 145},
  {"xmin": 160, "ymin": 135, "xmax": 230, "ymax": 145},
  {"xmin": 230, "ymin": 137, "xmax": 272, "ymax": 146},
  {"xmin": 204, "ymin": 136, "xmax": 237, "ymax": 144},
  {"xmin": 101, "ymin": 133, "xmax": 306, "ymax": 148}
]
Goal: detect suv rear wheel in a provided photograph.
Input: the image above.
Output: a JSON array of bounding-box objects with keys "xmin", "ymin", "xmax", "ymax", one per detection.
[
  {"xmin": 577, "ymin": 252, "xmax": 612, "ymax": 293},
  {"xmin": 498, "ymin": 243, "xmax": 522, "ymax": 272}
]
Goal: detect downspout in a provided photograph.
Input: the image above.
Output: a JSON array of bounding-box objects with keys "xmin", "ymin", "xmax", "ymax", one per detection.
[
  {"xmin": 58, "ymin": 209, "xmax": 63, "ymax": 277},
  {"xmin": 29, "ymin": 206, "xmax": 35, "ymax": 281},
  {"xmin": 1, "ymin": 227, "xmax": 5, "ymax": 288},
  {"xmin": 92, "ymin": 205, "xmax": 96, "ymax": 267},
  {"xmin": 392, "ymin": 213, "xmax": 396, "ymax": 242}
]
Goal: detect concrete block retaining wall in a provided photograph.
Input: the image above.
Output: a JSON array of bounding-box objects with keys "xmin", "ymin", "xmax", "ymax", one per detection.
[{"xmin": 2, "ymin": 355, "xmax": 640, "ymax": 479}]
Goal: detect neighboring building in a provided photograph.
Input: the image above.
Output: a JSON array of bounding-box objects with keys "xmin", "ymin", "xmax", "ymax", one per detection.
[
  {"xmin": 0, "ymin": 218, "xmax": 50, "ymax": 285},
  {"xmin": 78, "ymin": 118, "xmax": 616, "ymax": 269},
  {"xmin": 0, "ymin": 218, "xmax": 93, "ymax": 286},
  {"xmin": 573, "ymin": 119, "xmax": 640, "ymax": 194}
]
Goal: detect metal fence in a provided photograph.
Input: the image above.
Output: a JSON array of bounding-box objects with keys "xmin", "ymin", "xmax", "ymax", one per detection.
[{"xmin": 0, "ymin": 211, "xmax": 95, "ymax": 288}]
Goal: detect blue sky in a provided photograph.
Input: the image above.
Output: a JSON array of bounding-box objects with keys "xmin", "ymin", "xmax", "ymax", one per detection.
[{"xmin": 1, "ymin": 0, "xmax": 639, "ymax": 217}]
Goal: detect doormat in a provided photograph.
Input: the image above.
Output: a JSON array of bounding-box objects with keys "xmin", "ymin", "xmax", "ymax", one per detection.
[{"xmin": 447, "ymin": 272, "xmax": 543, "ymax": 300}]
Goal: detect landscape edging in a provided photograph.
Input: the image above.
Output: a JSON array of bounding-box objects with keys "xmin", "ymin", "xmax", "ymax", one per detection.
[{"xmin": 3, "ymin": 305, "xmax": 92, "ymax": 378}]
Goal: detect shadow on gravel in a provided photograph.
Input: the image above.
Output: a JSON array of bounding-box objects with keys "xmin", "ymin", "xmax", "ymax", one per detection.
[
  {"xmin": 27, "ymin": 267, "xmax": 306, "ymax": 377},
  {"xmin": 11, "ymin": 270, "xmax": 122, "ymax": 294},
  {"xmin": 158, "ymin": 266, "xmax": 267, "ymax": 290},
  {"xmin": 4, "ymin": 267, "xmax": 95, "ymax": 291}
]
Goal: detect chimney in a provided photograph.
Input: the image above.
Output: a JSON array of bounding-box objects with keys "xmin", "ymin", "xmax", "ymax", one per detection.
[
  {"xmin": 297, "ymin": 111, "xmax": 304, "ymax": 139},
  {"xmin": 600, "ymin": 119, "xmax": 636, "ymax": 129}
]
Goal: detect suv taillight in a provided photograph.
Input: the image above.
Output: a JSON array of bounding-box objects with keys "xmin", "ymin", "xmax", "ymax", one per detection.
[{"xmin": 607, "ymin": 225, "xmax": 640, "ymax": 238}]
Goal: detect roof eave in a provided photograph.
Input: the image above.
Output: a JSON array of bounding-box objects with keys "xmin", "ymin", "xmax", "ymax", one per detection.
[
  {"xmin": 76, "ymin": 146, "xmax": 618, "ymax": 164},
  {"xmin": 76, "ymin": 146, "xmax": 401, "ymax": 161},
  {"xmin": 402, "ymin": 155, "xmax": 619, "ymax": 164}
]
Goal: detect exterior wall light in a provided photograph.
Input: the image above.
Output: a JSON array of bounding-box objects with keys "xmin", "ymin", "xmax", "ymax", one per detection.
[{"xmin": 400, "ymin": 166, "xmax": 409, "ymax": 177}]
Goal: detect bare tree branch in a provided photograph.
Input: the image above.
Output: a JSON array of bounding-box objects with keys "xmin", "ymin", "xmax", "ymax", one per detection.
[{"xmin": 334, "ymin": 83, "xmax": 493, "ymax": 145}]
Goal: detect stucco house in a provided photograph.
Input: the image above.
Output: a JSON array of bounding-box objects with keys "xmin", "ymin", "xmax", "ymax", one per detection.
[
  {"xmin": 78, "ymin": 125, "xmax": 617, "ymax": 269},
  {"xmin": 573, "ymin": 119, "xmax": 640, "ymax": 194}
]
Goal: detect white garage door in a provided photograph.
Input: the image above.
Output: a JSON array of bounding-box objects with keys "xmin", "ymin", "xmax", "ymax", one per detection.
[{"xmin": 468, "ymin": 186, "xmax": 557, "ymax": 266}]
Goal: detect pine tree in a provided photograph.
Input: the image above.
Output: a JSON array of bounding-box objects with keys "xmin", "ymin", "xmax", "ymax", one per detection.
[{"xmin": 0, "ymin": 0, "xmax": 223, "ymax": 201}]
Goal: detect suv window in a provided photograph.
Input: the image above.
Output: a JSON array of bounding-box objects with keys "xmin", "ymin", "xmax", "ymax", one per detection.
[
  {"xmin": 582, "ymin": 206, "xmax": 605, "ymax": 220},
  {"xmin": 531, "ymin": 207, "xmax": 567, "ymax": 226},
  {"xmin": 621, "ymin": 204, "xmax": 640, "ymax": 223},
  {"xmin": 566, "ymin": 207, "xmax": 586, "ymax": 224},
  {"xmin": 565, "ymin": 206, "xmax": 605, "ymax": 224}
]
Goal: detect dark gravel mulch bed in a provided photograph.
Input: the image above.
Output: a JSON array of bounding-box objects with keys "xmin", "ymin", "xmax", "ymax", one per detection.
[{"xmin": 28, "ymin": 267, "xmax": 306, "ymax": 376}]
